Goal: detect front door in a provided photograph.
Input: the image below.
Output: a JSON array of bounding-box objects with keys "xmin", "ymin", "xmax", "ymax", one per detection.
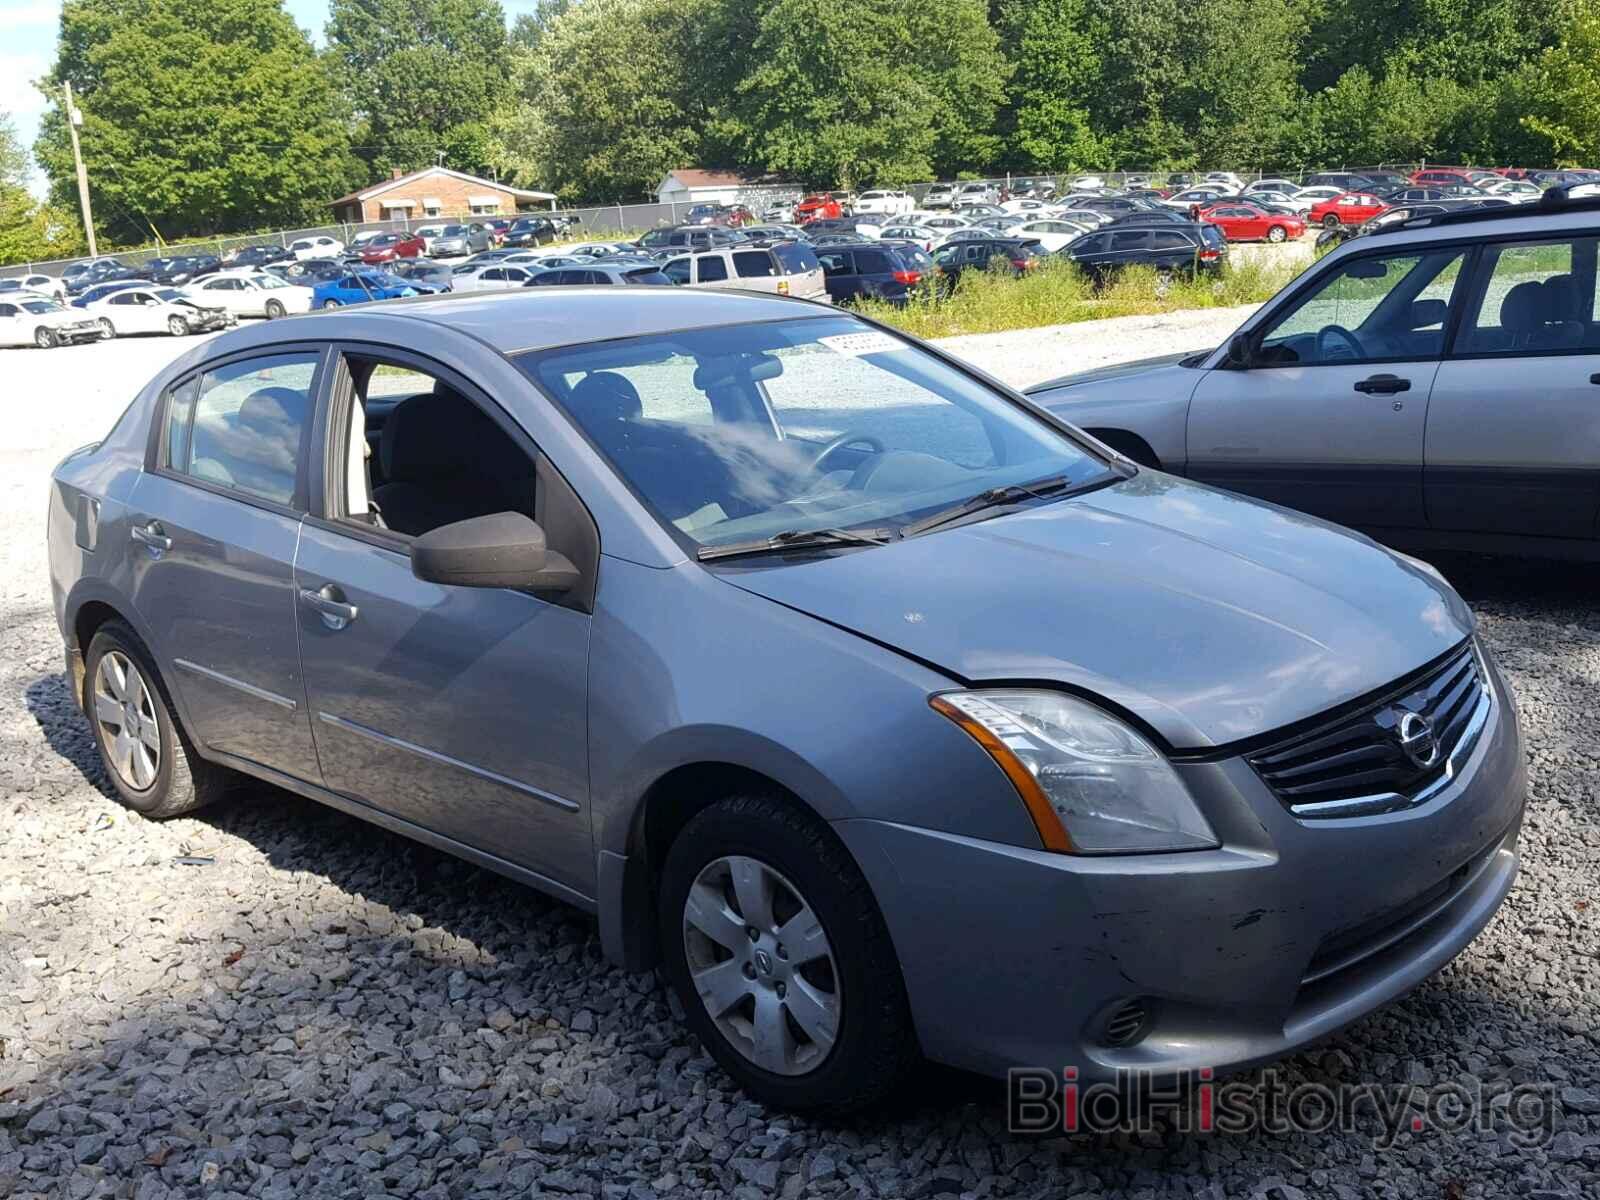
[
  {"xmin": 1425, "ymin": 234, "xmax": 1600, "ymax": 538},
  {"xmin": 1186, "ymin": 244, "xmax": 1469, "ymax": 531},
  {"xmin": 128, "ymin": 349, "xmax": 324, "ymax": 780},
  {"xmin": 293, "ymin": 352, "xmax": 594, "ymax": 896}
]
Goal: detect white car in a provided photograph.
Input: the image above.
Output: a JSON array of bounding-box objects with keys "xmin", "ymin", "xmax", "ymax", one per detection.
[
  {"xmin": 288, "ymin": 235, "xmax": 345, "ymax": 261},
  {"xmin": 1292, "ymin": 185, "xmax": 1345, "ymax": 205},
  {"xmin": 1000, "ymin": 198, "xmax": 1052, "ymax": 214},
  {"xmin": 877, "ymin": 224, "xmax": 942, "ymax": 252},
  {"xmin": 952, "ymin": 182, "xmax": 999, "ymax": 209},
  {"xmin": 0, "ymin": 295, "xmax": 103, "ymax": 348},
  {"xmin": 1246, "ymin": 178, "xmax": 1301, "ymax": 196},
  {"xmin": 1246, "ymin": 189, "xmax": 1314, "ymax": 214},
  {"xmin": 1205, "ymin": 172, "xmax": 1246, "ymax": 191},
  {"xmin": 80, "ymin": 285, "xmax": 233, "ymax": 338},
  {"xmin": 920, "ymin": 213, "xmax": 971, "ymax": 233},
  {"xmin": 854, "ymin": 189, "xmax": 915, "ymax": 216},
  {"xmin": 1004, "ymin": 218, "xmax": 1096, "ymax": 252},
  {"xmin": 451, "ymin": 263, "xmax": 540, "ymax": 293},
  {"xmin": 413, "ymin": 224, "xmax": 449, "ymax": 253},
  {"xmin": 0, "ymin": 273, "xmax": 64, "ymax": 301},
  {"xmin": 185, "ymin": 271, "xmax": 314, "ymax": 318},
  {"xmin": 1483, "ymin": 179, "xmax": 1542, "ymax": 204},
  {"xmin": 922, "ymin": 183, "xmax": 957, "ymax": 209},
  {"xmin": 1070, "ymin": 175, "xmax": 1106, "ymax": 191}
]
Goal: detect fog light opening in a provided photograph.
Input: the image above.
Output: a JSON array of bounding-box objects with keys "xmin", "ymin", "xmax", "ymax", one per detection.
[{"xmin": 1101, "ymin": 998, "xmax": 1152, "ymax": 1048}]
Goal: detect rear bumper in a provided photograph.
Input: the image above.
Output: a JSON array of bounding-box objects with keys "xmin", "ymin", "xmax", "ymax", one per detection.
[{"xmin": 835, "ymin": 649, "xmax": 1525, "ymax": 1083}]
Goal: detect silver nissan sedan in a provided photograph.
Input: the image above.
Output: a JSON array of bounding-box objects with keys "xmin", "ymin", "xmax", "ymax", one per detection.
[{"xmin": 46, "ymin": 289, "xmax": 1525, "ymax": 1113}]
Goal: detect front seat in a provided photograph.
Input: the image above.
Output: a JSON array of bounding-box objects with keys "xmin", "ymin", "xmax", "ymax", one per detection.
[
  {"xmin": 372, "ymin": 389, "xmax": 527, "ymax": 537},
  {"xmin": 566, "ymin": 371, "xmax": 643, "ymax": 456}
]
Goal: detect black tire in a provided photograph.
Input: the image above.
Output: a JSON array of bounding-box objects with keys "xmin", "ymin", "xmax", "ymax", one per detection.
[
  {"xmin": 1322, "ymin": 213, "xmax": 1340, "ymax": 228},
  {"xmin": 657, "ymin": 793, "xmax": 918, "ymax": 1114},
  {"xmin": 34, "ymin": 326, "xmax": 55, "ymax": 349},
  {"xmin": 264, "ymin": 299, "xmax": 286, "ymax": 319},
  {"xmin": 82, "ymin": 620, "xmax": 234, "ymax": 819}
]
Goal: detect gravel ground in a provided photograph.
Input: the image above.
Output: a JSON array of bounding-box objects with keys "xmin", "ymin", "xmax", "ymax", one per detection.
[{"xmin": 3, "ymin": 315, "xmax": 1600, "ymax": 1200}]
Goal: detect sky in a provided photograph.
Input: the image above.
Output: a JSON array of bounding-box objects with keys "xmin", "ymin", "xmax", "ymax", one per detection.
[{"xmin": 1, "ymin": 0, "xmax": 542, "ymax": 198}]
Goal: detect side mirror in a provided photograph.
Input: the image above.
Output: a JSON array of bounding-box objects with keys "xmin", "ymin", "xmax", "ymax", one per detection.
[
  {"xmin": 1224, "ymin": 332, "xmax": 1254, "ymax": 369},
  {"xmin": 410, "ymin": 512, "xmax": 579, "ymax": 593},
  {"xmin": 1409, "ymin": 298, "xmax": 1447, "ymax": 329}
]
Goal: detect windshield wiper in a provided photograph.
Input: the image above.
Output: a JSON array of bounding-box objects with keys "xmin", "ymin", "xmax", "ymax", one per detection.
[
  {"xmin": 697, "ymin": 526, "xmax": 898, "ymax": 562},
  {"xmin": 898, "ymin": 473, "xmax": 1084, "ymax": 539}
]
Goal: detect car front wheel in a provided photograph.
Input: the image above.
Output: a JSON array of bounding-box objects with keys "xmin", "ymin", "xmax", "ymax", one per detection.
[
  {"xmin": 97, "ymin": 317, "xmax": 116, "ymax": 340},
  {"xmin": 1322, "ymin": 214, "xmax": 1340, "ymax": 228},
  {"xmin": 658, "ymin": 793, "xmax": 918, "ymax": 1113},
  {"xmin": 83, "ymin": 620, "xmax": 235, "ymax": 819},
  {"xmin": 322, "ymin": 298, "xmax": 341, "ymax": 309},
  {"xmin": 264, "ymin": 299, "xmax": 286, "ymax": 319},
  {"xmin": 34, "ymin": 326, "xmax": 56, "ymax": 348},
  {"xmin": 1267, "ymin": 225, "xmax": 1287, "ymax": 242},
  {"xmin": 167, "ymin": 315, "xmax": 189, "ymax": 336}
]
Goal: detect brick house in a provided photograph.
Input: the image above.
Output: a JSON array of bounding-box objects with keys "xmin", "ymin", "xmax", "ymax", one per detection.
[{"xmin": 331, "ymin": 167, "xmax": 558, "ymax": 224}]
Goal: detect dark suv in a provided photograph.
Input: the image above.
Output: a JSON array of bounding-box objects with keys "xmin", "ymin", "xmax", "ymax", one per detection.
[
  {"xmin": 930, "ymin": 237, "xmax": 1045, "ymax": 283},
  {"xmin": 1060, "ymin": 223, "xmax": 1225, "ymax": 278},
  {"xmin": 639, "ymin": 225, "xmax": 748, "ymax": 256},
  {"xmin": 504, "ymin": 217, "xmax": 560, "ymax": 248},
  {"xmin": 816, "ymin": 241, "xmax": 934, "ymax": 306}
]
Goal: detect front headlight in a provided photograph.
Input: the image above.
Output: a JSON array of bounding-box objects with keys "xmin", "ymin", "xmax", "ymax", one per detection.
[{"xmin": 931, "ymin": 690, "xmax": 1218, "ymax": 855}]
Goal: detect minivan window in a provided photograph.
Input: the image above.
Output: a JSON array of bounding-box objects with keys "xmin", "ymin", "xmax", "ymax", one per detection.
[
  {"xmin": 520, "ymin": 316, "xmax": 1111, "ymax": 549},
  {"xmin": 168, "ymin": 353, "xmax": 318, "ymax": 505}
]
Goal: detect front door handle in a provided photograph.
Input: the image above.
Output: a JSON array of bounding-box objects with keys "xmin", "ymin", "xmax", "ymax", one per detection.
[
  {"xmin": 1354, "ymin": 374, "xmax": 1411, "ymax": 395},
  {"xmin": 299, "ymin": 584, "xmax": 359, "ymax": 630},
  {"xmin": 129, "ymin": 520, "xmax": 173, "ymax": 552}
]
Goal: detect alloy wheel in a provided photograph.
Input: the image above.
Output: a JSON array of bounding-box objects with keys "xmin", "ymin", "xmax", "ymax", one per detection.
[
  {"xmin": 682, "ymin": 855, "xmax": 841, "ymax": 1076},
  {"xmin": 168, "ymin": 315, "xmax": 189, "ymax": 336},
  {"xmin": 265, "ymin": 299, "xmax": 285, "ymax": 319},
  {"xmin": 93, "ymin": 650, "xmax": 161, "ymax": 791},
  {"xmin": 322, "ymin": 299, "xmax": 340, "ymax": 309},
  {"xmin": 34, "ymin": 326, "xmax": 54, "ymax": 348},
  {"xmin": 97, "ymin": 317, "xmax": 116, "ymax": 339}
]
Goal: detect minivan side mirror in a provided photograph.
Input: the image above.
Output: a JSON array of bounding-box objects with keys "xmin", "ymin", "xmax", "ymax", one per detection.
[{"xmin": 410, "ymin": 512, "xmax": 579, "ymax": 593}]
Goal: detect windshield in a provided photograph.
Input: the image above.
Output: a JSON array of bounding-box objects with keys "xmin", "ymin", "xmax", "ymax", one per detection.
[
  {"xmin": 518, "ymin": 316, "xmax": 1113, "ymax": 551},
  {"xmin": 441, "ymin": 225, "xmax": 467, "ymax": 235},
  {"xmin": 22, "ymin": 300, "xmax": 62, "ymax": 313}
]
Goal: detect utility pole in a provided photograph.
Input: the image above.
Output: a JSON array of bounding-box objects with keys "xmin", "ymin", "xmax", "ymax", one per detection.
[{"xmin": 63, "ymin": 82, "xmax": 97, "ymax": 258}]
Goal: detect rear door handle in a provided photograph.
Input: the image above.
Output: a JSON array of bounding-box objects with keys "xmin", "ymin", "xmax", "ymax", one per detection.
[
  {"xmin": 299, "ymin": 584, "xmax": 359, "ymax": 630},
  {"xmin": 129, "ymin": 520, "xmax": 172, "ymax": 552},
  {"xmin": 1354, "ymin": 374, "xmax": 1411, "ymax": 395}
]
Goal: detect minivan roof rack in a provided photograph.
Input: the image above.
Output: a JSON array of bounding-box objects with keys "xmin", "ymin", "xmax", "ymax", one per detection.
[{"xmin": 1370, "ymin": 185, "xmax": 1600, "ymax": 236}]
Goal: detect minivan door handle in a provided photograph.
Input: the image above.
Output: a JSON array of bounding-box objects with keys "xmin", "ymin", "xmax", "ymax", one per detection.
[
  {"xmin": 1353, "ymin": 374, "xmax": 1411, "ymax": 395},
  {"xmin": 299, "ymin": 584, "xmax": 359, "ymax": 630},
  {"xmin": 129, "ymin": 520, "xmax": 172, "ymax": 553}
]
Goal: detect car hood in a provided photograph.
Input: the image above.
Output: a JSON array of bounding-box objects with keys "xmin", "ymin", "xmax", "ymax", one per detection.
[
  {"xmin": 1026, "ymin": 350, "xmax": 1208, "ymax": 395},
  {"xmin": 723, "ymin": 473, "xmax": 1471, "ymax": 749}
]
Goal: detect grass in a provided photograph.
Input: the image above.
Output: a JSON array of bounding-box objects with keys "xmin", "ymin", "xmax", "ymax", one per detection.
[{"xmin": 855, "ymin": 257, "xmax": 1306, "ymax": 340}]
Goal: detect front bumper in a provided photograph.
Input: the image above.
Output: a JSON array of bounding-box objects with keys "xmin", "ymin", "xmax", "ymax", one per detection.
[
  {"xmin": 54, "ymin": 321, "xmax": 103, "ymax": 344},
  {"xmin": 835, "ymin": 651, "xmax": 1526, "ymax": 1083}
]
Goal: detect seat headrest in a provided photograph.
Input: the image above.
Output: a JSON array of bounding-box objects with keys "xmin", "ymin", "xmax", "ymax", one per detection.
[
  {"xmin": 381, "ymin": 388, "xmax": 497, "ymax": 480},
  {"xmin": 1542, "ymin": 274, "xmax": 1579, "ymax": 321},
  {"xmin": 1499, "ymin": 281, "xmax": 1549, "ymax": 333},
  {"xmin": 237, "ymin": 386, "xmax": 307, "ymax": 435},
  {"xmin": 568, "ymin": 371, "xmax": 642, "ymax": 426}
]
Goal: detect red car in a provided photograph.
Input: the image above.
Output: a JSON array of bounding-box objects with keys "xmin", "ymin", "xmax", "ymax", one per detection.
[
  {"xmin": 1308, "ymin": 192, "xmax": 1387, "ymax": 229},
  {"xmin": 1409, "ymin": 167, "xmax": 1493, "ymax": 189},
  {"xmin": 359, "ymin": 232, "xmax": 426, "ymax": 264},
  {"xmin": 1195, "ymin": 201, "xmax": 1306, "ymax": 243},
  {"xmin": 795, "ymin": 193, "xmax": 843, "ymax": 222}
]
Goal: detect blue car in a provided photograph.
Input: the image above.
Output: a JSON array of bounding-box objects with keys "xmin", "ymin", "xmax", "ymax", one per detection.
[{"xmin": 311, "ymin": 270, "xmax": 428, "ymax": 309}]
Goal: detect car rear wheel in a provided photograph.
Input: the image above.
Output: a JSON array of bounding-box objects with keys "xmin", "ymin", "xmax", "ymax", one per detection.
[
  {"xmin": 264, "ymin": 299, "xmax": 286, "ymax": 319},
  {"xmin": 1322, "ymin": 214, "xmax": 1340, "ymax": 228},
  {"xmin": 34, "ymin": 326, "xmax": 55, "ymax": 348},
  {"xmin": 322, "ymin": 298, "xmax": 341, "ymax": 309},
  {"xmin": 96, "ymin": 317, "xmax": 116, "ymax": 340},
  {"xmin": 167, "ymin": 315, "xmax": 189, "ymax": 336},
  {"xmin": 658, "ymin": 793, "xmax": 918, "ymax": 1113},
  {"xmin": 83, "ymin": 620, "xmax": 235, "ymax": 819},
  {"xmin": 1267, "ymin": 225, "xmax": 1287, "ymax": 242}
]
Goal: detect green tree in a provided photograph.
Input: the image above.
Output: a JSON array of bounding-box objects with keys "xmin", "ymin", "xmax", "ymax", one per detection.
[
  {"xmin": 0, "ymin": 111, "xmax": 85, "ymax": 266},
  {"xmin": 35, "ymin": 0, "xmax": 359, "ymax": 244},
  {"xmin": 1519, "ymin": 0, "xmax": 1600, "ymax": 164},
  {"xmin": 326, "ymin": 0, "xmax": 512, "ymax": 176},
  {"xmin": 999, "ymin": 0, "xmax": 1105, "ymax": 171},
  {"xmin": 1172, "ymin": 0, "xmax": 1307, "ymax": 168}
]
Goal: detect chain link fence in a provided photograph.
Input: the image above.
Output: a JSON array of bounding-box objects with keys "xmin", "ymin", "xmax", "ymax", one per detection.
[{"xmin": 0, "ymin": 165, "xmax": 1432, "ymax": 281}]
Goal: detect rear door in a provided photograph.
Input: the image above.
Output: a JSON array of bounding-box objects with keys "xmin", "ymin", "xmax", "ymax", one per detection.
[
  {"xmin": 1425, "ymin": 234, "xmax": 1600, "ymax": 539},
  {"xmin": 126, "ymin": 347, "xmax": 325, "ymax": 780},
  {"xmin": 1187, "ymin": 244, "xmax": 1469, "ymax": 530}
]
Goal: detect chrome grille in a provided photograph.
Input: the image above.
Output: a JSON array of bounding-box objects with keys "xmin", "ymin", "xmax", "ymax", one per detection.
[{"xmin": 1248, "ymin": 641, "xmax": 1490, "ymax": 818}]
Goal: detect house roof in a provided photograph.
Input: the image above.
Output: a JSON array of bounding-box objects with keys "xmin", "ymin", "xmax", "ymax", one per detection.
[
  {"xmin": 660, "ymin": 169, "xmax": 754, "ymax": 190},
  {"xmin": 332, "ymin": 167, "xmax": 556, "ymax": 206}
]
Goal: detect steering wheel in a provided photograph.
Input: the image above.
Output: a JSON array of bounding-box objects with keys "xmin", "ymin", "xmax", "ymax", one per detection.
[
  {"xmin": 1315, "ymin": 324, "xmax": 1364, "ymax": 362},
  {"xmin": 809, "ymin": 431, "xmax": 885, "ymax": 474}
]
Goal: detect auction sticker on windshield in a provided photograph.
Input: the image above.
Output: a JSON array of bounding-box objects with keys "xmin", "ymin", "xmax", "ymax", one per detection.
[{"xmin": 818, "ymin": 331, "xmax": 904, "ymax": 357}]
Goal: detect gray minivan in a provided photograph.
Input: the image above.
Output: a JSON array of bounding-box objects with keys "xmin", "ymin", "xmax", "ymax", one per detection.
[{"xmin": 47, "ymin": 288, "xmax": 1523, "ymax": 1113}]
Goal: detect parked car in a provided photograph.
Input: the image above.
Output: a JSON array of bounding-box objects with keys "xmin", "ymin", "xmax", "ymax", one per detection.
[
  {"xmin": 389, "ymin": 260, "xmax": 455, "ymax": 291},
  {"xmin": 429, "ymin": 223, "xmax": 496, "ymax": 258},
  {"xmin": 0, "ymin": 273, "xmax": 64, "ymax": 300},
  {"xmin": 854, "ymin": 190, "xmax": 915, "ymax": 217},
  {"xmin": 1059, "ymin": 223, "xmax": 1225, "ymax": 279},
  {"xmin": 526, "ymin": 263, "xmax": 675, "ymax": 286},
  {"xmin": 1197, "ymin": 202, "xmax": 1307, "ymax": 243},
  {"xmin": 47, "ymin": 287, "xmax": 1524, "ymax": 1116},
  {"xmin": 1309, "ymin": 192, "xmax": 1387, "ymax": 228},
  {"xmin": 359, "ymin": 232, "xmax": 426, "ymax": 264},
  {"xmin": 661, "ymin": 242, "xmax": 827, "ymax": 301},
  {"xmin": 919, "ymin": 213, "xmax": 972, "ymax": 234},
  {"xmin": 1001, "ymin": 218, "xmax": 1096, "ymax": 253},
  {"xmin": 184, "ymin": 271, "xmax": 314, "ymax": 318},
  {"xmin": 922, "ymin": 183, "xmax": 957, "ymax": 209},
  {"xmin": 1242, "ymin": 189, "xmax": 1313, "ymax": 215},
  {"xmin": 70, "ymin": 280, "xmax": 144, "ymax": 309},
  {"xmin": 638, "ymin": 225, "xmax": 748, "ymax": 255},
  {"xmin": 312, "ymin": 271, "xmax": 423, "ymax": 308},
  {"xmin": 289, "ymin": 235, "xmax": 345, "ymax": 261},
  {"xmin": 794, "ymin": 193, "xmax": 844, "ymax": 222},
  {"xmin": 1028, "ymin": 191, "xmax": 1600, "ymax": 558},
  {"xmin": 931, "ymin": 236, "xmax": 1044, "ymax": 282},
  {"xmin": 874, "ymin": 223, "xmax": 943, "ymax": 252},
  {"xmin": 1070, "ymin": 175, "xmax": 1106, "ymax": 191},
  {"xmin": 227, "ymin": 244, "xmax": 294, "ymax": 269},
  {"xmin": 1304, "ymin": 171, "xmax": 1378, "ymax": 192},
  {"xmin": 740, "ymin": 225, "xmax": 806, "ymax": 244},
  {"xmin": 484, "ymin": 219, "xmax": 513, "ymax": 244},
  {"xmin": 814, "ymin": 241, "xmax": 933, "ymax": 306},
  {"xmin": 1411, "ymin": 167, "xmax": 1498, "ymax": 189},
  {"xmin": 345, "ymin": 230, "xmax": 387, "ymax": 257},
  {"xmin": 952, "ymin": 182, "xmax": 999, "ymax": 209},
  {"xmin": 62, "ymin": 258, "xmax": 134, "ymax": 295},
  {"xmin": 503, "ymin": 217, "xmax": 562, "ymax": 247},
  {"xmin": 1160, "ymin": 187, "xmax": 1234, "ymax": 214},
  {"xmin": 273, "ymin": 258, "xmax": 348, "ymax": 285},
  {"xmin": 134, "ymin": 257, "xmax": 209, "ymax": 286},
  {"xmin": 1292, "ymin": 185, "xmax": 1346, "ymax": 207},
  {"xmin": 1203, "ymin": 171, "xmax": 1246, "ymax": 191},
  {"xmin": 1245, "ymin": 179, "xmax": 1301, "ymax": 196},
  {"xmin": 0, "ymin": 295, "xmax": 102, "ymax": 347},
  {"xmin": 1482, "ymin": 179, "xmax": 1542, "ymax": 203},
  {"xmin": 452, "ymin": 262, "xmax": 543, "ymax": 292},
  {"xmin": 414, "ymin": 224, "xmax": 448, "ymax": 253},
  {"xmin": 81, "ymin": 285, "xmax": 231, "ymax": 338},
  {"xmin": 684, "ymin": 203, "xmax": 755, "ymax": 228}
]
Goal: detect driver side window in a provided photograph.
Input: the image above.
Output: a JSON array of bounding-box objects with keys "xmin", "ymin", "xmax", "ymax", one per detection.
[{"xmin": 1256, "ymin": 250, "xmax": 1465, "ymax": 366}]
